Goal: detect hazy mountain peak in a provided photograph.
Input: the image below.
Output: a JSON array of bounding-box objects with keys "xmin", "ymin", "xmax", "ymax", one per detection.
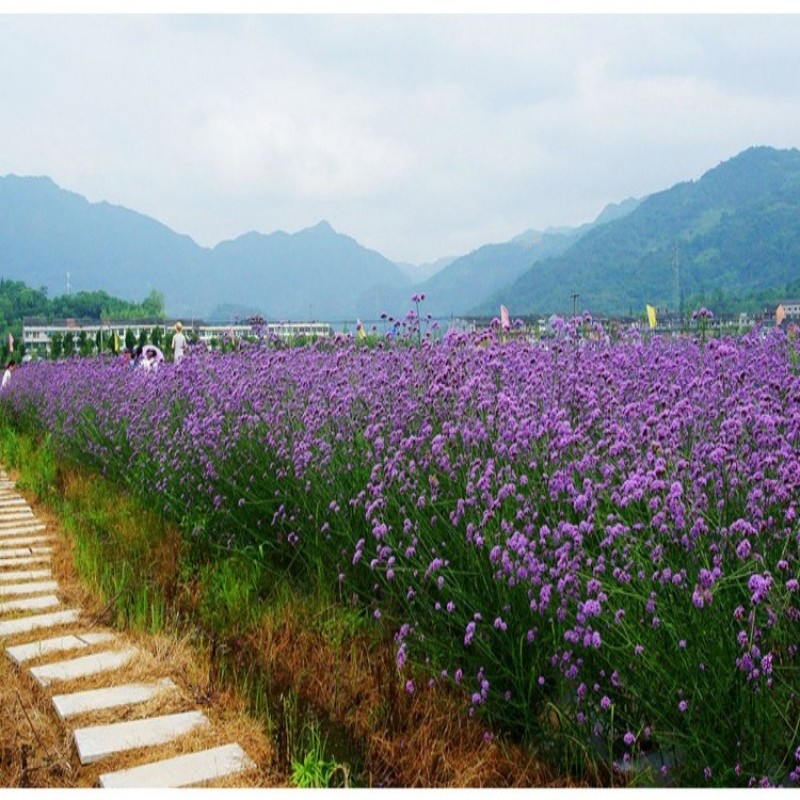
[
  {"xmin": 2, "ymin": 173, "xmax": 58, "ymax": 188},
  {"xmin": 593, "ymin": 197, "xmax": 641, "ymax": 225},
  {"xmin": 510, "ymin": 229, "xmax": 544, "ymax": 246},
  {"xmin": 295, "ymin": 219, "xmax": 338, "ymax": 238}
]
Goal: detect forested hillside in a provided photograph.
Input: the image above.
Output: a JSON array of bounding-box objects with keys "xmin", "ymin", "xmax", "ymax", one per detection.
[
  {"xmin": 0, "ymin": 278, "xmax": 165, "ymax": 361},
  {"xmin": 479, "ymin": 146, "xmax": 800, "ymax": 318}
]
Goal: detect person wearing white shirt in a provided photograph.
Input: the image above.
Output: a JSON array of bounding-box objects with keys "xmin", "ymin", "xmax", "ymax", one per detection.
[
  {"xmin": 1, "ymin": 361, "xmax": 15, "ymax": 390},
  {"xmin": 172, "ymin": 321, "xmax": 187, "ymax": 364}
]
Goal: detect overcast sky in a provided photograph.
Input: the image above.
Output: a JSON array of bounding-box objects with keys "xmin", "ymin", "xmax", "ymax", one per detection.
[{"xmin": 1, "ymin": 9, "xmax": 799, "ymax": 266}]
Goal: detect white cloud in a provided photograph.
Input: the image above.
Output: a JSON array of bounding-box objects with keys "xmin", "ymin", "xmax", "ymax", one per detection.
[{"xmin": 1, "ymin": 13, "xmax": 799, "ymax": 263}]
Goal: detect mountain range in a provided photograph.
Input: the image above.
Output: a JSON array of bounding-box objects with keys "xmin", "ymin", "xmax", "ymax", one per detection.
[
  {"xmin": 480, "ymin": 145, "xmax": 800, "ymax": 318},
  {"xmin": 1, "ymin": 145, "xmax": 799, "ymax": 322}
]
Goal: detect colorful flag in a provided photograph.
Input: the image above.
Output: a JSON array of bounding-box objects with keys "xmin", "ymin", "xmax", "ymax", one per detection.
[
  {"xmin": 113, "ymin": 331, "xmax": 121, "ymax": 354},
  {"xmin": 356, "ymin": 319, "xmax": 367, "ymax": 340},
  {"xmin": 500, "ymin": 305, "xmax": 510, "ymax": 331},
  {"xmin": 646, "ymin": 305, "xmax": 657, "ymax": 330}
]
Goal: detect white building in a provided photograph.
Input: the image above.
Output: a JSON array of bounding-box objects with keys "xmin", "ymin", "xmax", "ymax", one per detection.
[
  {"xmin": 195, "ymin": 322, "xmax": 332, "ymax": 344},
  {"xmin": 22, "ymin": 318, "xmax": 331, "ymax": 358}
]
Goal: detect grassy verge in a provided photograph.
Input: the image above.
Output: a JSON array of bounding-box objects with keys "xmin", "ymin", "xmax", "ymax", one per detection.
[{"xmin": 0, "ymin": 426, "xmax": 574, "ymax": 788}]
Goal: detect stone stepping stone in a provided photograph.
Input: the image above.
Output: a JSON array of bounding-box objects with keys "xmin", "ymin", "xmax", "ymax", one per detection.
[
  {"xmin": 0, "ymin": 535, "xmax": 49, "ymax": 546},
  {"xmin": 0, "ymin": 536, "xmax": 52, "ymax": 548},
  {"xmin": 0, "ymin": 516, "xmax": 44, "ymax": 525},
  {"xmin": 0, "ymin": 533, "xmax": 47, "ymax": 543},
  {"xmin": 98, "ymin": 742, "xmax": 256, "ymax": 788},
  {"xmin": 0, "ymin": 546, "xmax": 52, "ymax": 559},
  {"xmin": 52, "ymin": 677, "xmax": 177, "ymax": 720},
  {"xmin": 0, "ymin": 555, "xmax": 52, "ymax": 570},
  {"xmin": 0, "ymin": 524, "xmax": 47, "ymax": 536},
  {"xmin": 73, "ymin": 710, "xmax": 209, "ymax": 765},
  {"xmin": 0, "ymin": 579, "xmax": 59, "ymax": 597},
  {"xmin": 0, "ymin": 511, "xmax": 35, "ymax": 520},
  {"xmin": 0, "ymin": 533, "xmax": 48, "ymax": 544},
  {"xmin": 0, "ymin": 608, "xmax": 80, "ymax": 638},
  {"xmin": 0, "ymin": 568, "xmax": 52, "ymax": 583},
  {"xmin": 0, "ymin": 593, "xmax": 60, "ymax": 615},
  {"xmin": 0, "ymin": 533, "xmax": 50, "ymax": 545},
  {"xmin": 0, "ymin": 554, "xmax": 52, "ymax": 568},
  {"xmin": 0, "ymin": 520, "xmax": 42, "ymax": 529},
  {"xmin": 6, "ymin": 631, "xmax": 115, "ymax": 666},
  {"xmin": 29, "ymin": 646, "xmax": 138, "ymax": 688},
  {"xmin": 0, "ymin": 520, "xmax": 40, "ymax": 529}
]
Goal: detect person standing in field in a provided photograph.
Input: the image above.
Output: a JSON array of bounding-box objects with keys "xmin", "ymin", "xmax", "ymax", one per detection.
[
  {"xmin": 172, "ymin": 321, "xmax": 187, "ymax": 364},
  {"xmin": 1, "ymin": 360, "xmax": 15, "ymax": 390}
]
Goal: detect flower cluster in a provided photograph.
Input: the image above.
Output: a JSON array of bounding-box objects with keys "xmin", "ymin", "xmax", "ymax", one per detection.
[{"xmin": 691, "ymin": 307, "xmax": 715, "ymax": 321}]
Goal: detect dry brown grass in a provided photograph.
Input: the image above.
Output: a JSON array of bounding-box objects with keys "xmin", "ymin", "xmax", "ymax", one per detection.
[
  {"xmin": 235, "ymin": 609, "xmax": 584, "ymax": 788},
  {"xmin": 0, "ymin": 655, "xmax": 76, "ymax": 787}
]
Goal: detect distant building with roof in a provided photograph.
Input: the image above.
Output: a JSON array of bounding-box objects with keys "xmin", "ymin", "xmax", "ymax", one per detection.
[{"xmin": 22, "ymin": 318, "xmax": 331, "ymax": 358}]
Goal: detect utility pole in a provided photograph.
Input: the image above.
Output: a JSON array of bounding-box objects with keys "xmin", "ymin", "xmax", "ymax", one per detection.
[
  {"xmin": 673, "ymin": 242, "xmax": 682, "ymax": 320},
  {"xmin": 572, "ymin": 292, "xmax": 579, "ymax": 319}
]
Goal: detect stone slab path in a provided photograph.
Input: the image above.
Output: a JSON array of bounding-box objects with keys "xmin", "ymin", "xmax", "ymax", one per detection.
[
  {"xmin": 0, "ymin": 568, "xmax": 53, "ymax": 583},
  {"xmin": 0, "ymin": 524, "xmax": 47, "ymax": 534},
  {"xmin": 0, "ymin": 608, "xmax": 82, "ymax": 637},
  {"xmin": 0, "ymin": 594, "xmax": 61, "ymax": 614},
  {"xmin": 98, "ymin": 742, "xmax": 255, "ymax": 788},
  {"xmin": 29, "ymin": 646, "xmax": 139, "ymax": 688},
  {"xmin": 74, "ymin": 710, "xmax": 210, "ymax": 765},
  {"xmin": 7, "ymin": 631, "xmax": 116, "ymax": 666},
  {"xmin": 0, "ymin": 469, "xmax": 259, "ymax": 787},
  {"xmin": 0, "ymin": 536, "xmax": 53, "ymax": 548},
  {"xmin": 52, "ymin": 677, "xmax": 177, "ymax": 720},
  {"xmin": 0, "ymin": 579, "xmax": 60, "ymax": 597}
]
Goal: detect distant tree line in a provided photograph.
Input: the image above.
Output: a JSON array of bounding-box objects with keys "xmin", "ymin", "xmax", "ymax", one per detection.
[{"xmin": 0, "ymin": 278, "xmax": 166, "ymax": 363}]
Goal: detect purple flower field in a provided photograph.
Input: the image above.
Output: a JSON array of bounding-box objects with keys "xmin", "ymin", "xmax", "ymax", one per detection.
[{"xmin": 2, "ymin": 322, "xmax": 799, "ymax": 786}]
